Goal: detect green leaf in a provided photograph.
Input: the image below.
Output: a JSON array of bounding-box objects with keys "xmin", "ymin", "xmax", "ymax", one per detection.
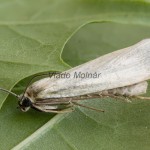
[{"xmin": 0, "ymin": 1, "xmax": 150, "ymax": 150}]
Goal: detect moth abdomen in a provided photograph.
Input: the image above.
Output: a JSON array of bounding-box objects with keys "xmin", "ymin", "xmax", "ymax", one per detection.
[{"xmin": 105, "ymin": 81, "xmax": 148, "ymax": 96}]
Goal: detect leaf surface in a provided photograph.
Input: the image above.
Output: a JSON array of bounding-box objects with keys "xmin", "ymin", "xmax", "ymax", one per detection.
[{"xmin": 0, "ymin": 1, "xmax": 150, "ymax": 150}]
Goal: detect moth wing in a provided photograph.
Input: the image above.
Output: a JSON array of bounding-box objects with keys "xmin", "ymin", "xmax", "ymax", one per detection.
[{"xmin": 26, "ymin": 39, "xmax": 150, "ymax": 100}]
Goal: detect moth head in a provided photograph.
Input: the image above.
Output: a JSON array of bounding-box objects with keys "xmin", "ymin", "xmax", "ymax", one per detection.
[
  {"xmin": 18, "ymin": 96, "xmax": 32, "ymax": 112},
  {"xmin": 0, "ymin": 87, "xmax": 33, "ymax": 112}
]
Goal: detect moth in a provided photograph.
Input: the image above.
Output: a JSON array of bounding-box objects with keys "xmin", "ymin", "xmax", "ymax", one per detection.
[{"xmin": 0, "ymin": 39, "xmax": 150, "ymax": 113}]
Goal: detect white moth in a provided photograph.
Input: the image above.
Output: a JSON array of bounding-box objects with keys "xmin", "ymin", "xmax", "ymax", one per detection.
[{"xmin": 1, "ymin": 39, "xmax": 150, "ymax": 113}]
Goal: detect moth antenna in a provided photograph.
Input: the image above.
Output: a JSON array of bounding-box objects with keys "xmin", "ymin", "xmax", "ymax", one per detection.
[
  {"xmin": 0, "ymin": 87, "xmax": 19, "ymax": 98},
  {"xmin": 72, "ymin": 102, "xmax": 104, "ymax": 112},
  {"xmin": 21, "ymin": 72, "xmax": 58, "ymax": 100}
]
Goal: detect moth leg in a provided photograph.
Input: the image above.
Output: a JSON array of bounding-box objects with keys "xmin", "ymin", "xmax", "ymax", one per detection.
[
  {"xmin": 33, "ymin": 104, "xmax": 75, "ymax": 113},
  {"xmin": 71, "ymin": 102, "xmax": 104, "ymax": 112},
  {"xmin": 122, "ymin": 95, "xmax": 132, "ymax": 103},
  {"xmin": 106, "ymin": 94, "xmax": 132, "ymax": 103},
  {"xmin": 43, "ymin": 108, "xmax": 75, "ymax": 113},
  {"xmin": 134, "ymin": 96, "xmax": 150, "ymax": 100}
]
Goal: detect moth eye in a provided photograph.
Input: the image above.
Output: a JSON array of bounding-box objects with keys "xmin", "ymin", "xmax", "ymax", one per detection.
[{"xmin": 22, "ymin": 97, "xmax": 32, "ymax": 107}]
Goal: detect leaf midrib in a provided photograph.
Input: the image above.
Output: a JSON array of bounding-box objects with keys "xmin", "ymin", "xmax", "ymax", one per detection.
[{"xmin": 11, "ymin": 113, "xmax": 70, "ymax": 150}]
